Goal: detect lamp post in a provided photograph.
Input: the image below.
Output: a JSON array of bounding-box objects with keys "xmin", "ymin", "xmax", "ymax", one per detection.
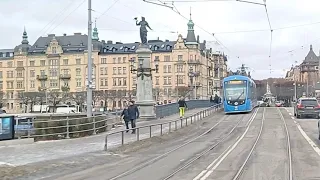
[
  {"xmin": 188, "ymin": 70, "xmax": 199, "ymax": 99},
  {"xmin": 129, "ymin": 57, "xmax": 159, "ymax": 79},
  {"xmin": 129, "ymin": 48, "xmax": 159, "ymax": 120}
]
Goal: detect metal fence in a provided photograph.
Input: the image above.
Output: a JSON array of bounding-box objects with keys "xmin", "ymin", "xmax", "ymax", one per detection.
[
  {"xmin": 15, "ymin": 100, "xmax": 216, "ymax": 141},
  {"xmin": 104, "ymin": 103, "xmax": 222, "ymax": 150}
]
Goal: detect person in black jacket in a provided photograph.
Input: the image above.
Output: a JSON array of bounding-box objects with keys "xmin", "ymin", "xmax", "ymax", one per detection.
[
  {"xmin": 127, "ymin": 100, "xmax": 139, "ymax": 134},
  {"xmin": 120, "ymin": 105, "xmax": 130, "ymax": 132},
  {"xmin": 178, "ymin": 97, "xmax": 187, "ymax": 118}
]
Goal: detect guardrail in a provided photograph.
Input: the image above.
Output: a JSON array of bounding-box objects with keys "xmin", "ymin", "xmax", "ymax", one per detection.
[
  {"xmin": 104, "ymin": 103, "xmax": 222, "ymax": 150},
  {"xmin": 15, "ymin": 100, "xmax": 216, "ymax": 141}
]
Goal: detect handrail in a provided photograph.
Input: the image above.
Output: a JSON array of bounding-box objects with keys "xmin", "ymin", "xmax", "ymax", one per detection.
[
  {"xmin": 13, "ymin": 100, "xmax": 218, "ymax": 141},
  {"xmin": 104, "ymin": 103, "xmax": 222, "ymax": 150}
]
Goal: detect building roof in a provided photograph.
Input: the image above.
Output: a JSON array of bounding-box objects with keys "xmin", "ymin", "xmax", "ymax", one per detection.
[
  {"xmin": 29, "ymin": 33, "xmax": 89, "ymax": 54},
  {"xmin": 303, "ymin": 45, "xmax": 319, "ymax": 63},
  {"xmin": 99, "ymin": 39, "xmax": 176, "ymax": 54},
  {"xmin": 0, "ymin": 49, "xmax": 14, "ymax": 60}
]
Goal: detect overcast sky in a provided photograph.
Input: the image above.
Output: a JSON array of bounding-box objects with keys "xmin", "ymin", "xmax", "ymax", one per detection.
[{"xmin": 1, "ymin": 0, "xmax": 320, "ymax": 80}]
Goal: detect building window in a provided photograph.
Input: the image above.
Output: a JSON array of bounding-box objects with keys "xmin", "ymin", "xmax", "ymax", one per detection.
[
  {"xmin": 30, "ymin": 80, "xmax": 35, "ymax": 88},
  {"xmin": 101, "ymin": 58, "xmax": 107, "ymax": 64},
  {"xmin": 123, "ymin": 57, "xmax": 126, "ymax": 63},
  {"xmin": 6, "ymin": 81, "xmax": 13, "ymax": 89},
  {"xmin": 164, "ymin": 55, "xmax": 170, "ymax": 62},
  {"xmin": 40, "ymin": 60, "xmax": 45, "ymax": 66},
  {"xmin": 0, "ymin": 81, "xmax": 3, "ymax": 89},
  {"xmin": 113, "ymin": 58, "xmax": 116, "ymax": 64},
  {"xmin": 118, "ymin": 78, "xmax": 122, "ymax": 86},
  {"xmin": 163, "ymin": 65, "xmax": 167, "ymax": 73},
  {"xmin": 178, "ymin": 75, "xmax": 184, "ymax": 84},
  {"xmin": 16, "ymin": 81, "xmax": 24, "ymax": 89},
  {"xmin": 76, "ymin": 59, "xmax": 81, "ymax": 65},
  {"xmin": 0, "ymin": 71, "xmax": 2, "ymax": 78},
  {"xmin": 49, "ymin": 80, "xmax": 58, "ymax": 87},
  {"xmin": 104, "ymin": 67, "xmax": 108, "ymax": 75},
  {"xmin": 49, "ymin": 68, "xmax": 58, "ymax": 76},
  {"xmin": 118, "ymin": 67, "xmax": 121, "ymax": 74},
  {"xmin": 76, "ymin": 68, "xmax": 81, "ymax": 76},
  {"xmin": 63, "ymin": 59, "xmax": 68, "ymax": 65},
  {"xmin": 177, "ymin": 65, "xmax": 183, "ymax": 72},
  {"xmin": 29, "ymin": 61, "xmax": 35, "ymax": 66},
  {"xmin": 100, "ymin": 67, "xmax": 104, "ymax": 75},
  {"xmin": 41, "ymin": 81, "xmax": 46, "ymax": 88},
  {"xmin": 168, "ymin": 77, "xmax": 171, "ymax": 85},
  {"xmin": 123, "ymin": 78, "xmax": 127, "ymax": 86},
  {"xmin": 52, "ymin": 47, "xmax": 57, "ymax": 54},
  {"xmin": 123, "ymin": 67, "xmax": 126, "ymax": 74},
  {"xmin": 118, "ymin": 57, "xmax": 121, "ymax": 63},
  {"xmin": 113, "ymin": 67, "xmax": 117, "ymax": 75},
  {"xmin": 16, "ymin": 70, "xmax": 23, "ymax": 78},
  {"xmin": 178, "ymin": 55, "xmax": 183, "ymax": 61},
  {"xmin": 155, "ymin": 77, "xmax": 159, "ymax": 85},
  {"xmin": 76, "ymin": 79, "xmax": 81, "ymax": 87},
  {"xmin": 40, "ymin": 70, "xmax": 45, "ymax": 76},
  {"xmin": 168, "ymin": 65, "xmax": 172, "ymax": 73},
  {"xmin": 7, "ymin": 61, "xmax": 13, "ymax": 67},
  {"xmin": 6, "ymin": 71, "xmax": 13, "ymax": 78},
  {"xmin": 113, "ymin": 78, "xmax": 117, "ymax": 86}
]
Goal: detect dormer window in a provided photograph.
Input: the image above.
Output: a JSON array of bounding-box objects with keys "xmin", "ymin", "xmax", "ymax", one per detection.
[
  {"xmin": 112, "ymin": 48, "xmax": 116, "ymax": 52},
  {"xmin": 80, "ymin": 42, "xmax": 84, "ymax": 46},
  {"xmin": 131, "ymin": 46, "xmax": 136, "ymax": 49},
  {"xmin": 124, "ymin": 47, "xmax": 128, "ymax": 52},
  {"xmin": 52, "ymin": 47, "xmax": 57, "ymax": 54},
  {"xmin": 154, "ymin": 46, "xmax": 158, "ymax": 50},
  {"xmin": 120, "ymin": 46, "xmax": 123, "ymax": 50},
  {"xmin": 103, "ymin": 48, "xmax": 107, "ymax": 53},
  {"xmin": 166, "ymin": 45, "xmax": 171, "ymax": 50},
  {"xmin": 161, "ymin": 44, "xmax": 165, "ymax": 48},
  {"xmin": 149, "ymin": 45, "xmax": 152, "ymax": 49}
]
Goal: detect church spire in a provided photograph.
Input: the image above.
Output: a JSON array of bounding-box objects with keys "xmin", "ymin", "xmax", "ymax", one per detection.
[
  {"xmin": 21, "ymin": 26, "xmax": 29, "ymax": 44},
  {"xmin": 185, "ymin": 7, "xmax": 197, "ymax": 45},
  {"xmin": 92, "ymin": 19, "xmax": 99, "ymax": 41}
]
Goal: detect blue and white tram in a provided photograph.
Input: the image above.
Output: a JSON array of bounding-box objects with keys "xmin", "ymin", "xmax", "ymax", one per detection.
[{"xmin": 223, "ymin": 75, "xmax": 257, "ymax": 113}]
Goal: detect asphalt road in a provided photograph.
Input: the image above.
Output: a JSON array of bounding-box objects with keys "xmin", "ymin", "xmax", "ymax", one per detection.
[{"xmin": 3, "ymin": 107, "xmax": 320, "ymax": 180}]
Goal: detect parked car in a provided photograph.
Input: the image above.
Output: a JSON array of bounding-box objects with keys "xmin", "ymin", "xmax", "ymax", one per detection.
[{"xmin": 294, "ymin": 97, "xmax": 320, "ymax": 118}]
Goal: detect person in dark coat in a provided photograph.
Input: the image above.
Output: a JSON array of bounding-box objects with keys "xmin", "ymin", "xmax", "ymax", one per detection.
[
  {"xmin": 178, "ymin": 97, "xmax": 187, "ymax": 118},
  {"xmin": 120, "ymin": 105, "xmax": 130, "ymax": 133},
  {"xmin": 127, "ymin": 100, "xmax": 139, "ymax": 134}
]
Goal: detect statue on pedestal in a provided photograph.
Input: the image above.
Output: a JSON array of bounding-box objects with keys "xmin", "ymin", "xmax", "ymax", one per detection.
[{"xmin": 134, "ymin": 17, "xmax": 152, "ymax": 45}]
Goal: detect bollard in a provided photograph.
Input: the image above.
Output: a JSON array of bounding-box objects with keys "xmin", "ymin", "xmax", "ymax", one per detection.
[
  {"xmin": 27, "ymin": 118, "xmax": 31, "ymax": 138},
  {"xmin": 137, "ymin": 128, "xmax": 140, "ymax": 141},
  {"xmin": 169, "ymin": 122, "xmax": 171, "ymax": 132},
  {"xmin": 66, "ymin": 117, "xmax": 70, "ymax": 139},
  {"xmin": 160, "ymin": 124, "xmax": 163, "ymax": 135},
  {"xmin": 104, "ymin": 135, "xmax": 108, "ymax": 151},
  {"xmin": 175, "ymin": 121, "xmax": 177, "ymax": 130},
  {"xmin": 149, "ymin": 126, "xmax": 152, "ymax": 138},
  {"xmin": 93, "ymin": 116, "xmax": 96, "ymax": 135},
  {"xmin": 121, "ymin": 131, "xmax": 124, "ymax": 145}
]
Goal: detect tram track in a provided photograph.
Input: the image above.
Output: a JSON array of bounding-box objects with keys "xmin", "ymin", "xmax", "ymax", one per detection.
[
  {"xmin": 108, "ymin": 109, "xmax": 256, "ymax": 180},
  {"xmin": 231, "ymin": 107, "xmax": 293, "ymax": 180}
]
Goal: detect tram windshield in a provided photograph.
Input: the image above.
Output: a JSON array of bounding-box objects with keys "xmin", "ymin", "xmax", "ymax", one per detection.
[{"xmin": 224, "ymin": 80, "xmax": 247, "ymax": 101}]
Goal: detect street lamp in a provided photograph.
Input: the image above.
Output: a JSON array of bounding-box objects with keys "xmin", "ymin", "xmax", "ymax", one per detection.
[
  {"xmin": 129, "ymin": 57, "xmax": 159, "ymax": 80},
  {"xmin": 188, "ymin": 70, "xmax": 199, "ymax": 99}
]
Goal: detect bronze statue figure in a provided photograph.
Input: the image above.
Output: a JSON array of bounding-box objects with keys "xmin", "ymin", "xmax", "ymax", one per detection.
[{"xmin": 134, "ymin": 17, "xmax": 152, "ymax": 45}]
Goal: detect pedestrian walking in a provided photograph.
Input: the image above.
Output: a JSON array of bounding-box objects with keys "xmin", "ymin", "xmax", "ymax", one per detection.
[
  {"xmin": 178, "ymin": 96, "xmax": 187, "ymax": 118},
  {"xmin": 120, "ymin": 104, "xmax": 130, "ymax": 133},
  {"xmin": 127, "ymin": 100, "xmax": 139, "ymax": 134}
]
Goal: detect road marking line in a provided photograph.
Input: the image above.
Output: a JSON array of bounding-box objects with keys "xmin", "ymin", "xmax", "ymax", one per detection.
[
  {"xmin": 193, "ymin": 108, "xmax": 258, "ymax": 180},
  {"xmin": 291, "ymin": 117, "xmax": 295, "ymax": 119},
  {"xmin": 293, "ymin": 120, "xmax": 320, "ymax": 156},
  {"xmin": 0, "ymin": 162, "xmax": 15, "ymax": 167}
]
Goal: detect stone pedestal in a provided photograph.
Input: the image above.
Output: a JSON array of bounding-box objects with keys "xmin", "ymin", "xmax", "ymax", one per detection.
[{"xmin": 135, "ymin": 44, "xmax": 156, "ymax": 120}]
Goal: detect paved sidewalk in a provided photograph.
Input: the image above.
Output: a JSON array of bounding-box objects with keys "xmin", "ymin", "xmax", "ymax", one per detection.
[{"xmin": 0, "ymin": 107, "xmax": 213, "ymax": 166}]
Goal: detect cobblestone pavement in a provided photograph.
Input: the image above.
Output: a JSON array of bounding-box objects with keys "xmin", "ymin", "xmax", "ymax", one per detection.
[{"xmin": 0, "ymin": 107, "xmax": 210, "ymax": 166}]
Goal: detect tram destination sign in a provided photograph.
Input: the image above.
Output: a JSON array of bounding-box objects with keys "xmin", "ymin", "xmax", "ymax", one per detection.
[{"xmin": 227, "ymin": 80, "xmax": 246, "ymax": 84}]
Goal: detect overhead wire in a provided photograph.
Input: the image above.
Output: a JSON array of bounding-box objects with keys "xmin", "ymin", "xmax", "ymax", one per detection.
[
  {"xmin": 49, "ymin": 0, "xmax": 86, "ymax": 33},
  {"xmin": 37, "ymin": 0, "xmax": 77, "ymax": 36},
  {"xmin": 96, "ymin": 0, "xmax": 122, "ymax": 20}
]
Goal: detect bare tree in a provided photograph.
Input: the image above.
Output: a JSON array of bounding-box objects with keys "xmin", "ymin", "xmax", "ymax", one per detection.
[
  {"xmin": 92, "ymin": 90, "xmax": 102, "ymax": 109},
  {"xmin": 70, "ymin": 91, "xmax": 86, "ymax": 112},
  {"xmin": 153, "ymin": 87, "xmax": 162, "ymax": 101},
  {"xmin": 0, "ymin": 91, "xmax": 6, "ymax": 109},
  {"xmin": 48, "ymin": 90, "xmax": 62, "ymax": 112},
  {"xmin": 17, "ymin": 91, "xmax": 39, "ymax": 113},
  {"xmin": 175, "ymin": 86, "xmax": 191, "ymax": 97}
]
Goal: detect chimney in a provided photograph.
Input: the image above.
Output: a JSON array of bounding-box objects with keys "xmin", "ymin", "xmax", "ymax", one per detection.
[
  {"xmin": 74, "ymin": 33, "xmax": 81, "ymax": 35},
  {"xmin": 157, "ymin": 37, "xmax": 159, "ymax": 40},
  {"xmin": 101, "ymin": 40, "xmax": 105, "ymax": 43},
  {"xmin": 107, "ymin": 40, "xmax": 113, "ymax": 44},
  {"xmin": 115, "ymin": 42, "xmax": 123, "ymax": 44},
  {"xmin": 203, "ymin": 40, "xmax": 206, "ymax": 44},
  {"xmin": 210, "ymin": 48, "xmax": 212, "ymax": 53},
  {"xmin": 165, "ymin": 39, "xmax": 169, "ymax": 42},
  {"xmin": 197, "ymin": 35, "xmax": 200, "ymax": 43},
  {"xmin": 63, "ymin": 33, "xmax": 67, "ymax": 36},
  {"xmin": 48, "ymin": 34, "xmax": 55, "ymax": 37}
]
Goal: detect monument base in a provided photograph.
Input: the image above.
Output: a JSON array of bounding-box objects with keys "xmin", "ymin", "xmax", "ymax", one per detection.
[{"xmin": 135, "ymin": 101, "xmax": 156, "ymax": 120}]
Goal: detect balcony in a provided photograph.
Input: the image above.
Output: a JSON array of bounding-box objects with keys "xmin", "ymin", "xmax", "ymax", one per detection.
[
  {"xmin": 37, "ymin": 75, "xmax": 48, "ymax": 81},
  {"xmin": 188, "ymin": 82, "xmax": 202, "ymax": 87},
  {"xmin": 15, "ymin": 67, "xmax": 25, "ymax": 70},
  {"xmin": 174, "ymin": 60, "xmax": 186, "ymax": 65},
  {"xmin": 61, "ymin": 85, "xmax": 70, "ymax": 92},
  {"xmin": 59, "ymin": 74, "xmax": 71, "ymax": 79},
  {"xmin": 187, "ymin": 59, "xmax": 201, "ymax": 65}
]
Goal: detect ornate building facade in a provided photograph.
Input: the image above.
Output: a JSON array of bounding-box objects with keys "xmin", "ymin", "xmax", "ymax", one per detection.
[{"xmin": 0, "ymin": 18, "xmax": 228, "ymax": 113}]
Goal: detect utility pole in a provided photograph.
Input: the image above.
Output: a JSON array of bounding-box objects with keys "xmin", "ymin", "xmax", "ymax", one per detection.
[{"xmin": 87, "ymin": 0, "xmax": 93, "ymax": 117}]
